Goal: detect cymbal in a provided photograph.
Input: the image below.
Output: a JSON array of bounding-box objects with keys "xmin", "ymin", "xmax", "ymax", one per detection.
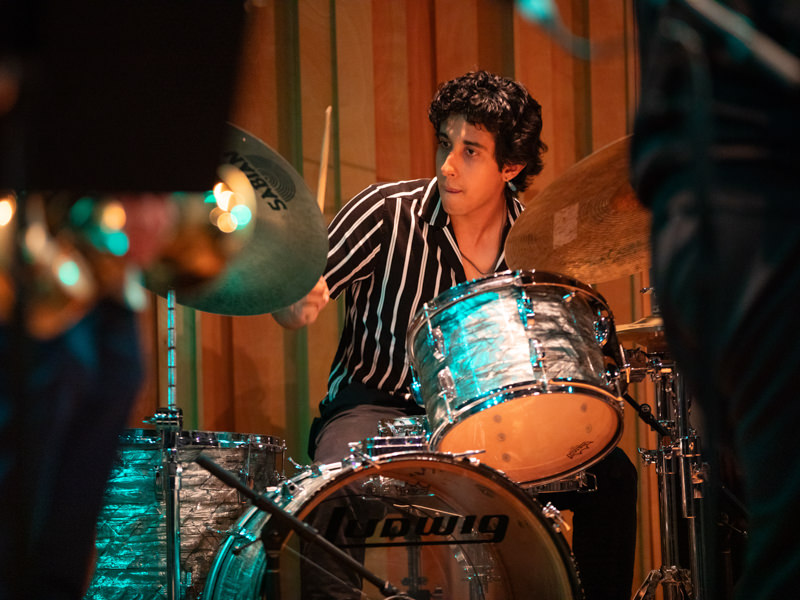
[
  {"xmin": 505, "ymin": 136, "xmax": 651, "ymax": 284},
  {"xmin": 616, "ymin": 314, "xmax": 669, "ymax": 352},
  {"xmin": 150, "ymin": 124, "xmax": 328, "ymax": 316}
]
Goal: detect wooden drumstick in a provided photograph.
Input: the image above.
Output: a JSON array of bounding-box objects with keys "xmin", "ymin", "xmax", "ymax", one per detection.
[{"xmin": 316, "ymin": 105, "xmax": 332, "ymax": 214}]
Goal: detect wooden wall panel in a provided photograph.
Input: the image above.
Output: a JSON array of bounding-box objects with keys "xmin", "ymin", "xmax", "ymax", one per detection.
[
  {"xmin": 335, "ymin": 0, "xmax": 377, "ymax": 202},
  {"xmin": 373, "ymin": 1, "xmax": 412, "ymax": 182},
  {"xmin": 514, "ymin": 0, "xmax": 590, "ymax": 197}
]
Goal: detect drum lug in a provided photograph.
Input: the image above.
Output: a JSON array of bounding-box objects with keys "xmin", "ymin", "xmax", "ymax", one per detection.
[
  {"xmin": 237, "ymin": 467, "xmax": 252, "ymax": 504},
  {"xmin": 527, "ymin": 338, "xmax": 549, "ymax": 389},
  {"xmin": 437, "ymin": 367, "xmax": 456, "ymax": 421},
  {"xmin": 517, "ymin": 294, "xmax": 535, "ymax": 329},
  {"xmin": 430, "ymin": 326, "xmax": 447, "ymax": 360},
  {"xmin": 153, "ymin": 465, "xmax": 164, "ymax": 501},
  {"xmin": 594, "ymin": 314, "xmax": 611, "ymax": 345},
  {"xmin": 422, "ymin": 304, "xmax": 448, "ymax": 361},
  {"xmin": 410, "ymin": 374, "xmax": 424, "ymax": 407}
]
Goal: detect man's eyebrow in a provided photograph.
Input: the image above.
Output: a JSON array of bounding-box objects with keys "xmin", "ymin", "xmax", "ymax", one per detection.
[
  {"xmin": 437, "ymin": 130, "xmax": 488, "ymax": 151},
  {"xmin": 463, "ymin": 139, "xmax": 488, "ymax": 151}
]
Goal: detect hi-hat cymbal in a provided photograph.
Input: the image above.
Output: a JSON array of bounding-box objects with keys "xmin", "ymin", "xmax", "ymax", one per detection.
[
  {"xmin": 616, "ymin": 314, "xmax": 669, "ymax": 352},
  {"xmin": 148, "ymin": 124, "xmax": 328, "ymax": 316},
  {"xmin": 505, "ymin": 136, "xmax": 651, "ymax": 284}
]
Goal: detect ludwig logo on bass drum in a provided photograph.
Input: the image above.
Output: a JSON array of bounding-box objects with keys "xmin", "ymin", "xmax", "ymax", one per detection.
[{"xmin": 323, "ymin": 505, "xmax": 510, "ymax": 548}]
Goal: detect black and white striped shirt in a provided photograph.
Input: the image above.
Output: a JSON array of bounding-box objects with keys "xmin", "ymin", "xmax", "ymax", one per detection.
[{"xmin": 322, "ymin": 178, "xmax": 524, "ymax": 408}]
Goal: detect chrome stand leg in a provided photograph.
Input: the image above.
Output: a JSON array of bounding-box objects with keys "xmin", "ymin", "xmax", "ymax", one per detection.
[
  {"xmin": 145, "ymin": 288, "xmax": 184, "ymax": 600},
  {"xmin": 149, "ymin": 407, "xmax": 183, "ymax": 600},
  {"xmin": 637, "ymin": 361, "xmax": 708, "ymax": 600}
]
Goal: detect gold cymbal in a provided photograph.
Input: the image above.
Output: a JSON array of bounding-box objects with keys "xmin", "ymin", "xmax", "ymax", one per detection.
[
  {"xmin": 505, "ymin": 136, "xmax": 651, "ymax": 284},
  {"xmin": 148, "ymin": 124, "xmax": 328, "ymax": 316},
  {"xmin": 616, "ymin": 314, "xmax": 669, "ymax": 352}
]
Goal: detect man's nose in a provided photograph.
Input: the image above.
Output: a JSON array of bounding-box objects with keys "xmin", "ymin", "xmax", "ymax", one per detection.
[{"xmin": 440, "ymin": 150, "xmax": 457, "ymax": 176}]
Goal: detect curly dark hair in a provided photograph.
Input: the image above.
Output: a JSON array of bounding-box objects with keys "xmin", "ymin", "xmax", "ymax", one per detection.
[{"xmin": 428, "ymin": 70, "xmax": 548, "ymax": 193}]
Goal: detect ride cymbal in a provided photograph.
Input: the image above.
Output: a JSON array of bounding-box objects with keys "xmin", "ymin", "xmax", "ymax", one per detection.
[
  {"xmin": 505, "ymin": 136, "xmax": 651, "ymax": 284},
  {"xmin": 146, "ymin": 123, "xmax": 328, "ymax": 315}
]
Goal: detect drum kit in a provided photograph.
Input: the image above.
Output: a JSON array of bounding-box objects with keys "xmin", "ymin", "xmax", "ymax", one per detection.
[{"xmin": 83, "ymin": 135, "xmax": 715, "ymax": 600}]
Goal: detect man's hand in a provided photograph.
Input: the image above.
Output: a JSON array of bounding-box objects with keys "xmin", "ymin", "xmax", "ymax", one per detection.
[{"xmin": 271, "ymin": 276, "xmax": 330, "ymax": 329}]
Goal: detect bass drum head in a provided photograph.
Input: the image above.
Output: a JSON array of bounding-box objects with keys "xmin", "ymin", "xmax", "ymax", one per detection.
[{"xmin": 204, "ymin": 453, "xmax": 583, "ymax": 599}]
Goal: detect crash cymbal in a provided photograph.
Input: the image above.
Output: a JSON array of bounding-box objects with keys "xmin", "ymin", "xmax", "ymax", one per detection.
[
  {"xmin": 147, "ymin": 123, "xmax": 328, "ymax": 315},
  {"xmin": 616, "ymin": 314, "xmax": 669, "ymax": 352},
  {"xmin": 505, "ymin": 136, "xmax": 651, "ymax": 284}
]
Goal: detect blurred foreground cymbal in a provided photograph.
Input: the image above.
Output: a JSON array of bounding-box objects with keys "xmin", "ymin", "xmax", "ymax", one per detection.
[
  {"xmin": 505, "ymin": 136, "xmax": 651, "ymax": 284},
  {"xmin": 616, "ymin": 314, "xmax": 669, "ymax": 353},
  {"xmin": 147, "ymin": 124, "xmax": 328, "ymax": 316}
]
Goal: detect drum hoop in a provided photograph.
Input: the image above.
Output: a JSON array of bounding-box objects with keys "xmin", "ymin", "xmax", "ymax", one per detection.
[
  {"xmin": 427, "ymin": 382, "xmax": 624, "ymax": 485},
  {"xmin": 181, "ymin": 430, "xmax": 285, "ymax": 449},
  {"xmin": 114, "ymin": 429, "xmax": 286, "ymax": 455},
  {"xmin": 407, "ymin": 269, "xmax": 611, "ymax": 361},
  {"xmin": 293, "ymin": 452, "xmax": 541, "ymax": 520}
]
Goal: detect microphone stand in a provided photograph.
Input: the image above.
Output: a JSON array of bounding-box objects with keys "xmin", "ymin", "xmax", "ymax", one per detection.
[{"xmin": 195, "ymin": 454, "xmax": 406, "ymax": 600}]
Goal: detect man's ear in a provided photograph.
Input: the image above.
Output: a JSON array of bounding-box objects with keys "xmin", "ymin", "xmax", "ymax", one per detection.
[{"xmin": 502, "ymin": 163, "xmax": 525, "ymax": 182}]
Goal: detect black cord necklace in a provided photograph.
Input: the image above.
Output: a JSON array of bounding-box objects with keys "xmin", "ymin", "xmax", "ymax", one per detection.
[{"xmin": 460, "ymin": 249, "xmax": 499, "ymax": 276}]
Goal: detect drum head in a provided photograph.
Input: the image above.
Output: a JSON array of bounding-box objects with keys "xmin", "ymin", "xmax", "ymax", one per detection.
[
  {"xmin": 205, "ymin": 453, "xmax": 583, "ymax": 599},
  {"xmin": 433, "ymin": 383, "xmax": 623, "ymax": 485}
]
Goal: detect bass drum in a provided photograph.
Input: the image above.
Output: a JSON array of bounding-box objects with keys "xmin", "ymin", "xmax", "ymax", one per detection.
[{"xmin": 204, "ymin": 452, "xmax": 583, "ymax": 599}]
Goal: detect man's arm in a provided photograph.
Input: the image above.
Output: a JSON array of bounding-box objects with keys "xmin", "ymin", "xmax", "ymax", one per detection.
[{"xmin": 271, "ymin": 276, "xmax": 330, "ymax": 329}]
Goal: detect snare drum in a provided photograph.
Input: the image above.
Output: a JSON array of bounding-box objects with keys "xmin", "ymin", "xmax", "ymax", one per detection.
[
  {"xmin": 85, "ymin": 429, "xmax": 285, "ymax": 600},
  {"xmin": 203, "ymin": 452, "xmax": 583, "ymax": 599},
  {"xmin": 407, "ymin": 270, "xmax": 624, "ymax": 486},
  {"xmin": 347, "ymin": 414, "xmax": 430, "ymax": 457}
]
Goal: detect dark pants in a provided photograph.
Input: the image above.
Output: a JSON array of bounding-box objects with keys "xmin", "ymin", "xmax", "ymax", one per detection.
[
  {"xmin": 650, "ymin": 162, "xmax": 800, "ymax": 600},
  {"xmin": 305, "ymin": 397, "xmax": 637, "ymax": 600},
  {"xmin": 0, "ymin": 301, "xmax": 142, "ymax": 600}
]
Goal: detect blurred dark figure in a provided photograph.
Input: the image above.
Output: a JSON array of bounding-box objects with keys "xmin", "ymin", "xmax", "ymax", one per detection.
[
  {"xmin": 0, "ymin": 1, "xmax": 244, "ymax": 597},
  {"xmin": 631, "ymin": 2, "xmax": 800, "ymax": 599}
]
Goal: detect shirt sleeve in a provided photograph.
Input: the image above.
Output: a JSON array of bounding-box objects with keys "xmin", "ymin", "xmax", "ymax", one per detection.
[{"xmin": 324, "ymin": 183, "xmax": 388, "ymax": 299}]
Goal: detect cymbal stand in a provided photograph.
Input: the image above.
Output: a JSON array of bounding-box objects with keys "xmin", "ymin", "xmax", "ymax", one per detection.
[
  {"xmin": 145, "ymin": 289, "xmax": 183, "ymax": 600},
  {"xmin": 633, "ymin": 355, "xmax": 707, "ymax": 600}
]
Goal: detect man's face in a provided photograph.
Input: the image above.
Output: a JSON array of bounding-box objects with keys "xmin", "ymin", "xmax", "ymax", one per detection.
[{"xmin": 436, "ymin": 114, "xmax": 509, "ymax": 218}]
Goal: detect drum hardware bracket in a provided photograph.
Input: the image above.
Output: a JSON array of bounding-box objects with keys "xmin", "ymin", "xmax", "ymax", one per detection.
[
  {"xmin": 623, "ymin": 392, "xmax": 672, "ymax": 438},
  {"xmin": 449, "ymin": 449, "xmax": 486, "ymax": 461},
  {"xmin": 213, "ymin": 526, "xmax": 260, "ymax": 555},
  {"xmin": 346, "ymin": 444, "xmax": 383, "ymax": 469},
  {"xmin": 541, "ymin": 502, "xmax": 571, "ymax": 533},
  {"xmin": 288, "ymin": 456, "xmax": 322, "ymax": 477},
  {"xmin": 632, "ymin": 565, "xmax": 694, "ymax": 600}
]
